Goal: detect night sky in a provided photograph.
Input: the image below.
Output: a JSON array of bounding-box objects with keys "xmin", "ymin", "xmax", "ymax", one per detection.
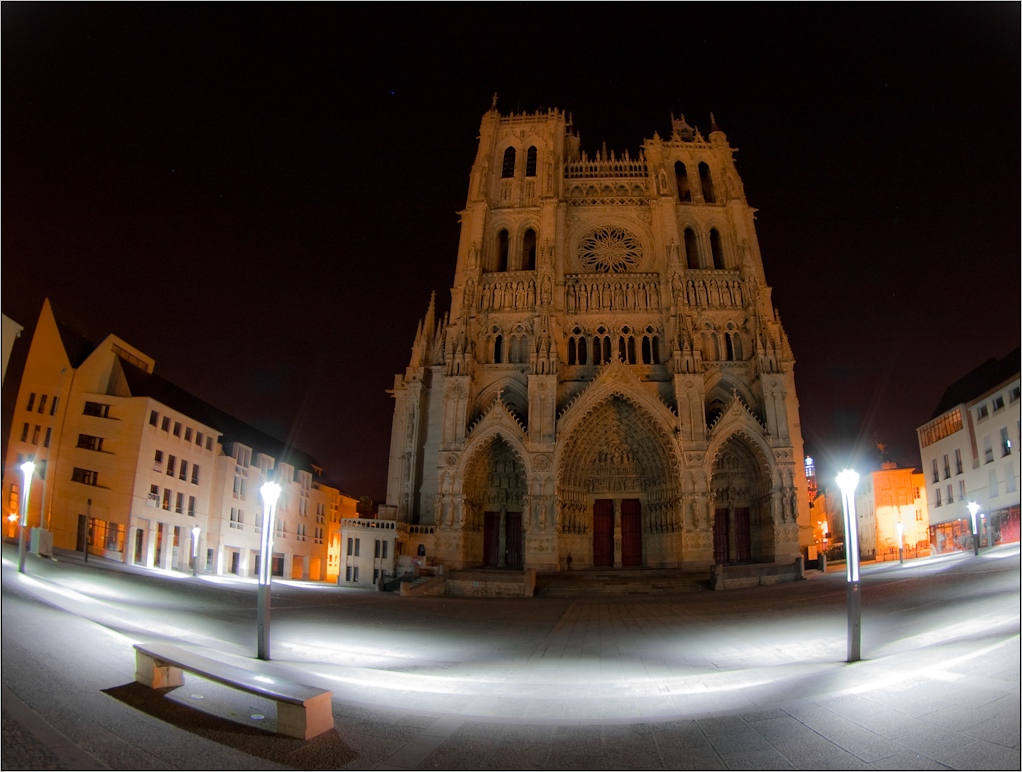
[{"xmin": 3, "ymin": 5, "xmax": 1019, "ymax": 501}]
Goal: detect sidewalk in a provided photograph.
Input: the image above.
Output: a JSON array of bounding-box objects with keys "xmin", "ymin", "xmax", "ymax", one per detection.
[{"xmin": 2, "ymin": 544, "xmax": 1019, "ymax": 770}]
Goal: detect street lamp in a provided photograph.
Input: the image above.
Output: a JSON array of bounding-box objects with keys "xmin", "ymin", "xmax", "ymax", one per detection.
[
  {"xmin": 896, "ymin": 521, "xmax": 904, "ymax": 564},
  {"xmin": 966, "ymin": 501, "xmax": 980, "ymax": 556},
  {"xmin": 256, "ymin": 481, "xmax": 281, "ymax": 660},
  {"xmin": 191, "ymin": 525, "xmax": 201, "ymax": 577},
  {"xmin": 17, "ymin": 461, "xmax": 35, "ymax": 574},
  {"xmin": 836, "ymin": 469, "xmax": 861, "ymax": 663}
]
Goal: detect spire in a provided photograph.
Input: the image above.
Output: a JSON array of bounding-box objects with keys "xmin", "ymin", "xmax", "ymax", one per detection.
[
  {"xmin": 424, "ymin": 292, "xmax": 436, "ymax": 340},
  {"xmin": 491, "ymin": 92, "xmax": 498, "ymax": 111}
]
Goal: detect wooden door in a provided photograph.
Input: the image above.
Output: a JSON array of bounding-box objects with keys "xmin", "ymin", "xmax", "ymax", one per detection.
[
  {"xmin": 735, "ymin": 508, "xmax": 751, "ymax": 562},
  {"xmin": 593, "ymin": 499, "xmax": 614, "ymax": 566},
  {"xmin": 505, "ymin": 512, "xmax": 523, "ymax": 568},
  {"xmin": 621, "ymin": 499, "xmax": 642, "ymax": 567},
  {"xmin": 483, "ymin": 512, "xmax": 500, "ymax": 567},
  {"xmin": 713, "ymin": 508, "xmax": 729, "ymax": 564}
]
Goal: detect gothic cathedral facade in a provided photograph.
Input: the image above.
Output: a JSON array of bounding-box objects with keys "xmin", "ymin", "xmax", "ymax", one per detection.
[{"xmin": 386, "ymin": 105, "xmax": 809, "ymax": 571}]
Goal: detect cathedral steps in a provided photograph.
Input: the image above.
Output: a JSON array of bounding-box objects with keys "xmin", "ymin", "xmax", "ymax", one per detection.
[{"xmin": 534, "ymin": 569, "xmax": 712, "ymax": 598}]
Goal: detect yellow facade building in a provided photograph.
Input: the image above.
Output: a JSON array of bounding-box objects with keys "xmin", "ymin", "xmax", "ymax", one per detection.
[
  {"xmin": 854, "ymin": 463, "xmax": 929, "ymax": 560},
  {"xmin": 4, "ymin": 299, "xmax": 355, "ymax": 582}
]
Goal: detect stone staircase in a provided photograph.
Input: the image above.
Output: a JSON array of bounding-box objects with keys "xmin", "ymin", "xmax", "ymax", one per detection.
[{"xmin": 534, "ymin": 569, "xmax": 712, "ymax": 598}]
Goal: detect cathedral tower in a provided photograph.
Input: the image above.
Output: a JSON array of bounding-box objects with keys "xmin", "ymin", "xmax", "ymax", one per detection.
[{"xmin": 386, "ymin": 104, "xmax": 808, "ymax": 571}]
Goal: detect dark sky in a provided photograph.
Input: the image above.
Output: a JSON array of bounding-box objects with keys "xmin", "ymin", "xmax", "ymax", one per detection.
[{"xmin": 3, "ymin": 5, "xmax": 1019, "ymax": 501}]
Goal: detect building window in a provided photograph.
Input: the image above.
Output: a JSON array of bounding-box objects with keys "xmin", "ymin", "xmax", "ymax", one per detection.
[
  {"xmin": 149, "ymin": 410, "xmax": 159, "ymax": 427},
  {"xmin": 684, "ymin": 227, "xmax": 700, "ymax": 269},
  {"xmin": 83, "ymin": 401, "xmax": 111, "ymax": 418},
  {"xmin": 959, "ymin": 479, "xmax": 966, "ymax": 500},
  {"xmin": 148, "ymin": 485, "xmax": 159, "ymax": 505},
  {"xmin": 977, "ymin": 404, "xmax": 989, "ymax": 420},
  {"xmin": 375, "ymin": 539, "xmax": 381, "ymax": 558},
  {"xmin": 38, "ymin": 395, "xmax": 48, "ymax": 414},
  {"xmin": 501, "ymin": 146, "xmax": 516, "ymax": 178},
  {"xmin": 496, "ymin": 229, "xmax": 509, "ymax": 272},
  {"xmin": 71, "ymin": 467, "xmax": 99, "ymax": 486},
  {"xmin": 675, "ymin": 161, "xmax": 691, "ymax": 202},
  {"xmin": 345, "ymin": 566, "xmax": 351, "ymax": 582},
  {"xmin": 992, "ymin": 396, "xmax": 1005, "ymax": 412},
  {"xmin": 43, "ymin": 428, "xmax": 51, "ymax": 448},
  {"xmin": 942, "ymin": 454, "xmax": 950, "ymax": 479},
  {"xmin": 296, "ymin": 523, "xmax": 306, "ymax": 542},
  {"xmin": 175, "ymin": 492, "xmax": 184, "ymax": 514},
  {"xmin": 205, "ymin": 436, "xmax": 212, "ymax": 451},
  {"xmin": 373, "ymin": 568, "xmax": 380, "ymax": 584},
  {"xmin": 1010, "ymin": 386, "xmax": 1020, "ymax": 402},
  {"xmin": 525, "ymin": 146, "xmax": 537, "ymax": 177},
  {"xmin": 26, "ymin": 392, "xmax": 35, "ymax": 411},
  {"xmin": 1001, "ymin": 427, "xmax": 1011, "ymax": 456},
  {"xmin": 184, "ymin": 427, "xmax": 192, "ymax": 442},
  {"xmin": 230, "ymin": 508, "xmax": 243, "ymax": 529},
  {"xmin": 179, "ymin": 460, "xmax": 188, "ymax": 481},
  {"xmin": 173, "ymin": 422, "xmax": 181, "ymax": 437},
  {"xmin": 233, "ymin": 475, "xmax": 244, "ymax": 497},
  {"xmin": 49, "ymin": 397, "xmax": 58, "ymax": 416},
  {"xmin": 983, "ymin": 436, "xmax": 993, "ymax": 464},
  {"xmin": 167, "ymin": 455, "xmax": 176, "ymax": 477},
  {"xmin": 191, "ymin": 465, "xmax": 200, "ymax": 485},
  {"xmin": 77, "ymin": 434, "xmax": 104, "ymax": 452},
  {"xmin": 354, "ymin": 538, "xmax": 360, "ymax": 557},
  {"xmin": 162, "ymin": 489, "xmax": 171, "ymax": 510},
  {"xmin": 161, "ymin": 416, "xmax": 170, "ymax": 432},
  {"xmin": 20, "ymin": 423, "xmax": 28, "ymax": 442},
  {"xmin": 916, "ymin": 509, "xmax": 923, "ymax": 522},
  {"xmin": 954, "ymin": 448, "xmax": 963, "ymax": 475},
  {"xmin": 382, "ymin": 541, "xmax": 388, "ymax": 559},
  {"xmin": 346, "ymin": 537, "xmax": 353, "ymax": 556},
  {"xmin": 188, "ymin": 496, "xmax": 196, "ymax": 516},
  {"xmin": 195, "ymin": 431, "xmax": 203, "ymax": 446},
  {"xmin": 352, "ymin": 566, "xmax": 359, "ymax": 583},
  {"xmin": 31, "ymin": 426, "xmax": 40, "ymax": 444},
  {"xmin": 314, "ymin": 527, "xmax": 323, "ymax": 545},
  {"xmin": 946, "ymin": 484, "xmax": 953, "ymax": 504}
]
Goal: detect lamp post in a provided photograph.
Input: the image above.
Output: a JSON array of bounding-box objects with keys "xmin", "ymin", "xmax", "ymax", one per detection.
[
  {"xmin": 836, "ymin": 469, "xmax": 861, "ymax": 663},
  {"xmin": 896, "ymin": 521, "xmax": 904, "ymax": 564},
  {"xmin": 191, "ymin": 525, "xmax": 201, "ymax": 577},
  {"xmin": 256, "ymin": 481, "xmax": 281, "ymax": 660},
  {"xmin": 967, "ymin": 501, "xmax": 980, "ymax": 556},
  {"xmin": 17, "ymin": 461, "xmax": 36, "ymax": 574}
]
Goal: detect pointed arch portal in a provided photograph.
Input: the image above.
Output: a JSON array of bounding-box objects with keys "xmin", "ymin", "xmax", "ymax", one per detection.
[
  {"xmin": 462, "ymin": 435, "xmax": 526, "ymax": 568},
  {"xmin": 710, "ymin": 436, "xmax": 772, "ymax": 564},
  {"xmin": 558, "ymin": 395, "xmax": 679, "ymax": 568}
]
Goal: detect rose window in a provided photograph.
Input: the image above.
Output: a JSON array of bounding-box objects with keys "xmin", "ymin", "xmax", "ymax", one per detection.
[{"xmin": 578, "ymin": 226, "xmax": 642, "ymax": 272}]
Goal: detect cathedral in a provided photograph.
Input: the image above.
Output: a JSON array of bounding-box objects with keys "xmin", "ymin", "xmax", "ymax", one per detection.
[{"xmin": 385, "ymin": 103, "xmax": 809, "ymax": 572}]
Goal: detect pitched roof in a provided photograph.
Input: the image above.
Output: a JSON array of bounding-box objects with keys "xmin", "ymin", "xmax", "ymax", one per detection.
[
  {"xmin": 929, "ymin": 347, "xmax": 1021, "ymax": 419},
  {"xmin": 119, "ymin": 360, "xmax": 344, "ymax": 491},
  {"xmin": 48, "ymin": 301, "xmax": 98, "ymax": 368}
]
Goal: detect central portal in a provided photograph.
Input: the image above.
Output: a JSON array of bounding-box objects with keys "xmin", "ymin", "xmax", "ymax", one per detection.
[{"xmin": 592, "ymin": 498, "xmax": 642, "ymax": 567}]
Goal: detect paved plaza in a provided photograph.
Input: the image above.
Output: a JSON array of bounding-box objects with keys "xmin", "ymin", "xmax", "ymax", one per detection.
[{"xmin": 1, "ymin": 542, "xmax": 1019, "ymax": 770}]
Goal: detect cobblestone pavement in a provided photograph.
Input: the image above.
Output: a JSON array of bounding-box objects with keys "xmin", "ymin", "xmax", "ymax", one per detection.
[{"xmin": 2, "ymin": 543, "xmax": 1019, "ymax": 770}]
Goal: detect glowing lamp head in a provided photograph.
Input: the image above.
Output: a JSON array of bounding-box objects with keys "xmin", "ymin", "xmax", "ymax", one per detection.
[
  {"xmin": 191, "ymin": 525, "xmax": 201, "ymax": 540},
  {"xmin": 966, "ymin": 501, "xmax": 980, "ymax": 517},
  {"xmin": 19, "ymin": 460, "xmax": 35, "ymax": 479},
  {"xmin": 836, "ymin": 469, "xmax": 860, "ymax": 496},
  {"xmin": 260, "ymin": 482, "xmax": 281, "ymax": 509}
]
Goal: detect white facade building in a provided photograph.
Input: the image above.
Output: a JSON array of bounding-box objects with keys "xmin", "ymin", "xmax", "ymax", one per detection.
[{"xmin": 917, "ymin": 348, "xmax": 1021, "ymax": 551}]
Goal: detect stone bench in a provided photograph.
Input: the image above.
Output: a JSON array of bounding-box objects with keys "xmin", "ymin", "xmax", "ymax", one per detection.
[{"xmin": 133, "ymin": 642, "xmax": 333, "ymax": 740}]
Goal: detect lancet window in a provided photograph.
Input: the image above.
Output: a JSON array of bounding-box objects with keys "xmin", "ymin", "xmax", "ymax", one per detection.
[
  {"xmin": 684, "ymin": 227, "xmax": 700, "ymax": 270},
  {"xmin": 618, "ymin": 327, "xmax": 637, "ymax": 364},
  {"xmin": 675, "ymin": 161, "xmax": 691, "ymax": 202},
  {"xmin": 641, "ymin": 326, "xmax": 661, "ymax": 365},
  {"xmin": 525, "ymin": 146, "xmax": 537, "ymax": 177},
  {"xmin": 592, "ymin": 327, "xmax": 611, "ymax": 365},
  {"xmin": 699, "ymin": 162, "xmax": 715, "ymax": 203},
  {"xmin": 522, "ymin": 229, "xmax": 537, "ymax": 270},
  {"xmin": 710, "ymin": 228, "xmax": 725, "ymax": 269},
  {"xmin": 495, "ymin": 230, "xmax": 509, "ymax": 272},
  {"xmin": 501, "ymin": 147, "xmax": 516, "ymax": 178}
]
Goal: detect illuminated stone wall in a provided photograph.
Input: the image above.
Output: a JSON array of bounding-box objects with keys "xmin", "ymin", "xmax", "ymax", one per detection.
[{"xmin": 387, "ymin": 106, "xmax": 809, "ymax": 571}]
